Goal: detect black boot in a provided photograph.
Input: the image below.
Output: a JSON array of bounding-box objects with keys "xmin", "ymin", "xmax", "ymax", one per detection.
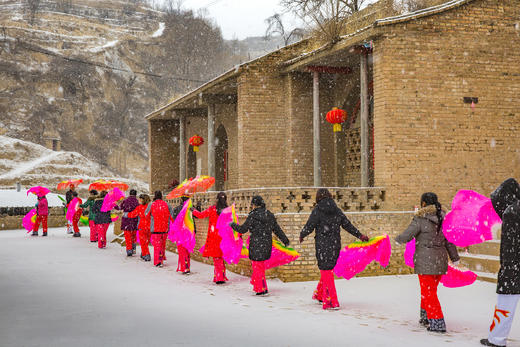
[
  {"xmin": 143, "ymin": 254, "xmax": 151, "ymax": 262},
  {"xmin": 132, "ymin": 243, "xmax": 137, "ymax": 255},
  {"xmin": 42, "ymin": 232, "xmax": 47, "ymax": 237},
  {"xmin": 126, "ymin": 249, "xmax": 133, "ymax": 257},
  {"xmin": 419, "ymin": 308, "xmax": 429, "ymax": 327},
  {"xmin": 480, "ymin": 339, "xmax": 505, "ymax": 347},
  {"xmin": 427, "ymin": 318, "xmax": 446, "ymax": 333},
  {"xmin": 73, "ymin": 232, "xmax": 81, "ymax": 237},
  {"xmin": 31, "ymin": 231, "xmax": 38, "ymax": 236},
  {"xmin": 216, "ymin": 281, "xmax": 226, "ymax": 285}
]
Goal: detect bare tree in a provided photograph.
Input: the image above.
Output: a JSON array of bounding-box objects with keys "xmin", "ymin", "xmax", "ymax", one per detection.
[
  {"xmin": 265, "ymin": 13, "xmax": 305, "ymax": 46},
  {"xmin": 395, "ymin": 0, "xmax": 441, "ymax": 12},
  {"xmin": 280, "ymin": 0, "xmax": 369, "ymax": 42},
  {"xmin": 24, "ymin": 0, "xmax": 41, "ymax": 25}
]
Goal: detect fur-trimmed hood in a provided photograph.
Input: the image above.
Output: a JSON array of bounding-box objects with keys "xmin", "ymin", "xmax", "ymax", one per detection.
[{"xmin": 415, "ymin": 205, "xmax": 447, "ymax": 225}]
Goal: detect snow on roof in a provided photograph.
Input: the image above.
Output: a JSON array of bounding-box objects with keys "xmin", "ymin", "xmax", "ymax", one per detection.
[{"xmin": 374, "ymin": 0, "xmax": 476, "ymax": 26}]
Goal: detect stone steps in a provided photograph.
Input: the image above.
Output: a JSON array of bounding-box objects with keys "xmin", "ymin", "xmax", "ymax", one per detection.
[{"xmin": 459, "ymin": 248, "xmax": 500, "ymax": 283}]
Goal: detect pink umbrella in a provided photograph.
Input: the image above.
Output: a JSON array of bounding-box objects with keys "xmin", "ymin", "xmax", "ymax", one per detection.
[
  {"xmin": 404, "ymin": 240, "xmax": 477, "ymax": 288},
  {"xmin": 443, "ymin": 190, "xmax": 501, "ymax": 247},
  {"xmin": 101, "ymin": 188, "xmax": 125, "ymax": 212},
  {"xmin": 334, "ymin": 235, "xmax": 391, "ymax": 280},
  {"xmin": 27, "ymin": 186, "xmax": 50, "ymax": 197},
  {"xmin": 23, "ymin": 209, "xmax": 37, "ymax": 233}
]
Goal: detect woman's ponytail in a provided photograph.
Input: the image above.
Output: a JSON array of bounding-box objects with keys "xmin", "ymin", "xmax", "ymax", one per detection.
[{"xmin": 421, "ymin": 192, "xmax": 443, "ymax": 233}]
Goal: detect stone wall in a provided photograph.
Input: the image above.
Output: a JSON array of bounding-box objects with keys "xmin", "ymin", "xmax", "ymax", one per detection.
[
  {"xmin": 0, "ymin": 207, "xmax": 66, "ymax": 230},
  {"xmin": 373, "ymin": 0, "xmax": 520, "ymax": 209}
]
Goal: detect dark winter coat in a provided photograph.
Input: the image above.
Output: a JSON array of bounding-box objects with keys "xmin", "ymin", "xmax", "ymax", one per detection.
[
  {"xmin": 80, "ymin": 196, "xmax": 97, "ymax": 221},
  {"xmin": 92, "ymin": 198, "xmax": 112, "ymax": 225},
  {"xmin": 66, "ymin": 190, "xmax": 74, "ymax": 206},
  {"xmin": 396, "ymin": 205, "xmax": 460, "ymax": 275},
  {"xmin": 300, "ymin": 198, "xmax": 363, "ymax": 270},
  {"xmin": 115, "ymin": 196, "xmax": 139, "ymax": 231},
  {"xmin": 231, "ymin": 207, "xmax": 290, "ymax": 262},
  {"xmin": 491, "ymin": 178, "xmax": 520, "ymax": 295}
]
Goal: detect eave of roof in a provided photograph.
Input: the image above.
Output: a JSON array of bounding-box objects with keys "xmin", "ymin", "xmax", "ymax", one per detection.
[
  {"xmin": 145, "ymin": 37, "xmax": 311, "ymax": 120},
  {"xmin": 282, "ymin": 0, "xmax": 477, "ymax": 71}
]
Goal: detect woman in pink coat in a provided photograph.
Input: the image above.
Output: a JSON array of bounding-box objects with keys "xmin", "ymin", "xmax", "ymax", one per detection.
[
  {"xmin": 193, "ymin": 192, "xmax": 229, "ymax": 284},
  {"xmin": 32, "ymin": 195, "xmax": 48, "ymax": 236}
]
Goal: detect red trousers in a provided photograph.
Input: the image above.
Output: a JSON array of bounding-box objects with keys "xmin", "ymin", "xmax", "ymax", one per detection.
[
  {"xmin": 419, "ymin": 274, "xmax": 444, "ymax": 319},
  {"xmin": 33, "ymin": 215, "xmax": 48, "ymax": 233},
  {"xmin": 251, "ymin": 261, "xmax": 268, "ymax": 293},
  {"xmin": 72, "ymin": 210, "xmax": 82, "ymax": 233},
  {"xmin": 213, "ymin": 257, "xmax": 228, "ymax": 283},
  {"xmin": 313, "ymin": 270, "xmax": 339, "ymax": 309},
  {"xmin": 124, "ymin": 230, "xmax": 137, "ymax": 251},
  {"xmin": 97, "ymin": 223, "xmax": 109, "ymax": 248},
  {"xmin": 138, "ymin": 229, "xmax": 151, "ymax": 256},
  {"xmin": 176, "ymin": 244, "xmax": 190, "ymax": 272},
  {"xmin": 89, "ymin": 220, "xmax": 97, "ymax": 241},
  {"xmin": 151, "ymin": 233, "xmax": 167, "ymax": 266}
]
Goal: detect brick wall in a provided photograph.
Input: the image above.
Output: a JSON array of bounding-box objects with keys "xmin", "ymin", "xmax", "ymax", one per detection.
[
  {"xmin": 373, "ymin": 0, "xmax": 520, "ymax": 210},
  {"xmin": 149, "ymin": 119, "xmax": 179, "ymax": 192},
  {"xmin": 144, "ymin": 188, "xmax": 414, "ymax": 282}
]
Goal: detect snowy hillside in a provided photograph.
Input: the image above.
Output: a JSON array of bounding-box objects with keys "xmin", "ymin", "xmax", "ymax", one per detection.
[{"xmin": 0, "ymin": 135, "xmax": 147, "ymax": 192}]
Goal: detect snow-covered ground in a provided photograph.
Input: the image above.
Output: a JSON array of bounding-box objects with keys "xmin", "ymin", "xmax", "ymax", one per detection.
[
  {"xmin": 0, "ymin": 189, "xmax": 65, "ymax": 207},
  {"xmin": 1, "ymin": 226, "xmax": 518, "ymax": 347}
]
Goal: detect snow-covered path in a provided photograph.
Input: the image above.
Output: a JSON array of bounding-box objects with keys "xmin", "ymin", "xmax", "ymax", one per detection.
[
  {"xmin": 1, "ymin": 227, "xmax": 518, "ymax": 347},
  {"xmin": 0, "ymin": 151, "xmax": 62, "ymax": 179}
]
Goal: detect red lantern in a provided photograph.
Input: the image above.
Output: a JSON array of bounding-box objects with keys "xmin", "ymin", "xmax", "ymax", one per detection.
[
  {"xmin": 189, "ymin": 135, "xmax": 204, "ymax": 152},
  {"xmin": 326, "ymin": 107, "xmax": 348, "ymax": 132}
]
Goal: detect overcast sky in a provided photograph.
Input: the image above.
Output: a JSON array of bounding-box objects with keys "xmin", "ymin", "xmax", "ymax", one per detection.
[{"xmin": 153, "ymin": 0, "xmax": 303, "ymax": 40}]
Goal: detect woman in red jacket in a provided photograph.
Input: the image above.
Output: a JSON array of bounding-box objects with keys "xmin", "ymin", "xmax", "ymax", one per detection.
[
  {"xmin": 127, "ymin": 194, "xmax": 152, "ymax": 262},
  {"xmin": 193, "ymin": 192, "xmax": 229, "ymax": 284},
  {"xmin": 145, "ymin": 191, "xmax": 175, "ymax": 267}
]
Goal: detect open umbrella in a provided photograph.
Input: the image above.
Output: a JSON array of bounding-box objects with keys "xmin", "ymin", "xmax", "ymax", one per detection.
[
  {"xmin": 27, "ymin": 186, "xmax": 50, "ymax": 197},
  {"xmin": 166, "ymin": 176, "xmax": 215, "ymax": 199},
  {"xmin": 88, "ymin": 179, "xmax": 129, "ymax": 192},
  {"xmin": 56, "ymin": 179, "xmax": 83, "ymax": 190}
]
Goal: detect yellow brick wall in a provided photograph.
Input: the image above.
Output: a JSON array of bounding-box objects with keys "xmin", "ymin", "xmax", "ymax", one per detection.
[{"xmin": 373, "ymin": 0, "xmax": 520, "ymax": 209}]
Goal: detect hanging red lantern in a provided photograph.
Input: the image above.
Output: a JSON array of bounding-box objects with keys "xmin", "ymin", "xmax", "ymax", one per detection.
[
  {"xmin": 189, "ymin": 135, "xmax": 204, "ymax": 152},
  {"xmin": 326, "ymin": 107, "xmax": 348, "ymax": 132}
]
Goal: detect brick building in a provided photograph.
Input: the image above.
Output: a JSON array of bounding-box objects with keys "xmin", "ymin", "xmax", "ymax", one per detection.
[{"xmin": 143, "ymin": 0, "xmax": 520, "ymax": 281}]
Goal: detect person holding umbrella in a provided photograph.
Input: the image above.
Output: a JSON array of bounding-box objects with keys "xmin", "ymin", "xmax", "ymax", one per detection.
[
  {"xmin": 299, "ymin": 188, "xmax": 369, "ymax": 310},
  {"xmin": 115, "ymin": 189, "xmax": 140, "ymax": 257},
  {"xmin": 32, "ymin": 194, "xmax": 49, "ymax": 237},
  {"xmin": 91, "ymin": 191, "xmax": 113, "ymax": 249},
  {"xmin": 231, "ymin": 195, "xmax": 290, "ymax": 296}
]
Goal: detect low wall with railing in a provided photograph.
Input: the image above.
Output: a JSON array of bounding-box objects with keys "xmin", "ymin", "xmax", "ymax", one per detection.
[{"xmin": 115, "ymin": 187, "xmax": 415, "ymax": 282}]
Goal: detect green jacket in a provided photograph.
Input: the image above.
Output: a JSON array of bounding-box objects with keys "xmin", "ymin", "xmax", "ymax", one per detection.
[{"xmin": 80, "ymin": 197, "xmax": 97, "ymax": 221}]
